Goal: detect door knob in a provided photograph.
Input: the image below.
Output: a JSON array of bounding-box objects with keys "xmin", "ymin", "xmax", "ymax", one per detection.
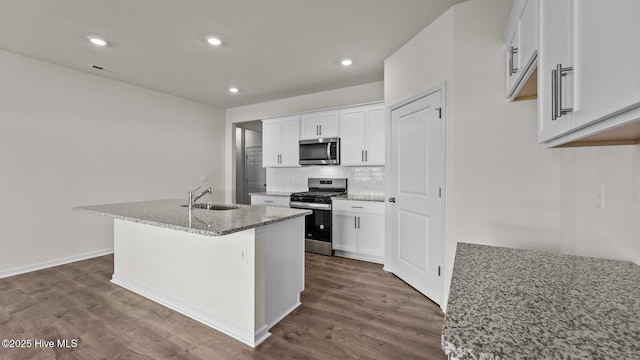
[{"xmin": 388, "ymin": 197, "xmax": 396, "ymax": 203}]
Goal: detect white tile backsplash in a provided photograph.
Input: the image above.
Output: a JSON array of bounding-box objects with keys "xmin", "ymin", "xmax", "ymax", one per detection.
[{"xmin": 267, "ymin": 166, "xmax": 385, "ymax": 195}]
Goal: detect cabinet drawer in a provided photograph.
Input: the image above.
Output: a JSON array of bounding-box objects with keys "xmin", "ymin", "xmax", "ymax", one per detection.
[
  {"xmin": 251, "ymin": 195, "xmax": 290, "ymax": 208},
  {"xmin": 332, "ymin": 200, "xmax": 384, "ymax": 215}
]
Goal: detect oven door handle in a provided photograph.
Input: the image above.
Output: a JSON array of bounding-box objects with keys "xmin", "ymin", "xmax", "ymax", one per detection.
[{"xmin": 290, "ymin": 202, "xmax": 332, "ymax": 210}]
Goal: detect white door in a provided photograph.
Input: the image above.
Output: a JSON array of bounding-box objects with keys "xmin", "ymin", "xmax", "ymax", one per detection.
[
  {"xmin": 388, "ymin": 90, "xmax": 444, "ymax": 305},
  {"xmin": 245, "ymin": 146, "xmax": 266, "ymax": 204}
]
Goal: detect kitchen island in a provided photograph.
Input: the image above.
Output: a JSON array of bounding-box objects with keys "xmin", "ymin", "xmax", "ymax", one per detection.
[
  {"xmin": 443, "ymin": 243, "xmax": 640, "ymax": 359},
  {"xmin": 74, "ymin": 199, "xmax": 311, "ymax": 347}
]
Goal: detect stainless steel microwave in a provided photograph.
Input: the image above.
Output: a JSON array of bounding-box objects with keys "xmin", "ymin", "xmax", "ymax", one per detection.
[{"xmin": 299, "ymin": 138, "xmax": 340, "ymax": 165}]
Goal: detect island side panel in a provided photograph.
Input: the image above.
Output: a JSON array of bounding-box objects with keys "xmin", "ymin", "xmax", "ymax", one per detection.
[
  {"xmin": 112, "ymin": 219, "xmax": 257, "ymax": 346},
  {"xmin": 255, "ymin": 216, "xmax": 305, "ymax": 329}
]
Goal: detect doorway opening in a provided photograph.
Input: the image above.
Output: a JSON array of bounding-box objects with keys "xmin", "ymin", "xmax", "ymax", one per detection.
[{"xmin": 235, "ymin": 120, "xmax": 266, "ymax": 204}]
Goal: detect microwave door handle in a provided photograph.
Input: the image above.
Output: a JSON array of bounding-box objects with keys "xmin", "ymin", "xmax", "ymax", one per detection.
[{"xmin": 327, "ymin": 142, "xmax": 331, "ymax": 159}]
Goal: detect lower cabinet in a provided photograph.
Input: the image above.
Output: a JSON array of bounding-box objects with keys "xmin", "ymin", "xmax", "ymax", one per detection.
[
  {"xmin": 250, "ymin": 194, "xmax": 290, "ymax": 208},
  {"xmin": 332, "ymin": 200, "xmax": 385, "ymax": 264}
]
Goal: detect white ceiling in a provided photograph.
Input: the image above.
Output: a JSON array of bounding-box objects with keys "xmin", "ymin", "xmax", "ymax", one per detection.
[{"xmin": 0, "ymin": 0, "xmax": 464, "ymax": 108}]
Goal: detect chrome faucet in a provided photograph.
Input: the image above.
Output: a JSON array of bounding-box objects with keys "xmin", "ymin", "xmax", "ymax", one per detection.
[{"xmin": 188, "ymin": 186, "xmax": 212, "ymax": 211}]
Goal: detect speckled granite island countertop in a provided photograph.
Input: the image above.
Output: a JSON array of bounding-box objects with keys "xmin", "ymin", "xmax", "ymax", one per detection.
[
  {"xmin": 74, "ymin": 199, "xmax": 311, "ymax": 237},
  {"xmin": 443, "ymin": 243, "xmax": 640, "ymax": 360}
]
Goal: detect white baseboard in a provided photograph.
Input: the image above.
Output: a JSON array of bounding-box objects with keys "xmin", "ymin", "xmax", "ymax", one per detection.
[
  {"xmin": 112, "ymin": 274, "xmax": 269, "ymax": 348},
  {"xmin": 0, "ymin": 248, "xmax": 114, "ymax": 279}
]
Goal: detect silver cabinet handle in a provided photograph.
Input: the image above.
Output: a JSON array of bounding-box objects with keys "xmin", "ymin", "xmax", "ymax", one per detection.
[
  {"xmin": 557, "ymin": 63, "xmax": 573, "ymax": 118},
  {"xmin": 319, "ymin": 124, "xmax": 322, "ymax": 135},
  {"xmin": 351, "ymin": 206, "xmax": 364, "ymax": 209},
  {"xmin": 264, "ymin": 200, "xmax": 274, "ymax": 203},
  {"xmin": 316, "ymin": 125, "xmax": 319, "ymax": 136},
  {"xmin": 357, "ymin": 216, "xmax": 360, "ymax": 229},
  {"xmin": 509, "ymin": 46, "xmax": 518, "ymax": 76},
  {"xmin": 551, "ymin": 68, "xmax": 558, "ymax": 120},
  {"xmin": 354, "ymin": 216, "xmax": 357, "ymax": 228},
  {"xmin": 365, "ymin": 150, "xmax": 368, "ymax": 162},
  {"xmin": 361, "ymin": 150, "xmax": 364, "ymax": 162}
]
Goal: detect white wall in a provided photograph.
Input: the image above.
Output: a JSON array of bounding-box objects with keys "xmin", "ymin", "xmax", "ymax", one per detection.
[
  {"xmin": 224, "ymin": 82, "xmax": 384, "ymax": 202},
  {"xmin": 0, "ymin": 50, "xmax": 226, "ymax": 276},
  {"xmin": 385, "ymin": 0, "xmax": 640, "ymax": 308}
]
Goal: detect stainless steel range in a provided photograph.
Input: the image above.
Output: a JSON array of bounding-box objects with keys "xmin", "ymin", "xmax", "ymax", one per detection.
[{"xmin": 290, "ymin": 178, "xmax": 347, "ymax": 256}]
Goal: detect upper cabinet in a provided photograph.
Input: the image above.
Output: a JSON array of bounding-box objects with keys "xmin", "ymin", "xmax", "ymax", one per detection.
[
  {"xmin": 261, "ymin": 103, "xmax": 386, "ymax": 168},
  {"xmin": 262, "ymin": 115, "xmax": 300, "ymax": 167},
  {"xmin": 504, "ymin": 0, "xmax": 538, "ymax": 101},
  {"xmin": 509, "ymin": 0, "xmax": 640, "ymax": 147},
  {"xmin": 340, "ymin": 104, "xmax": 385, "ymax": 166},
  {"xmin": 300, "ymin": 110, "xmax": 339, "ymax": 140}
]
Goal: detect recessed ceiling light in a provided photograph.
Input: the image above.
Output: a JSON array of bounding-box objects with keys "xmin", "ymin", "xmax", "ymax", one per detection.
[
  {"xmin": 341, "ymin": 59, "xmax": 353, "ymax": 66},
  {"xmin": 88, "ymin": 36, "xmax": 107, "ymax": 46},
  {"xmin": 207, "ymin": 37, "xmax": 222, "ymax": 46},
  {"xmin": 229, "ymin": 87, "xmax": 239, "ymax": 93}
]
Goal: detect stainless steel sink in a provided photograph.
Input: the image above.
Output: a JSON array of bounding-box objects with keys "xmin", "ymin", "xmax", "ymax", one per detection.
[{"xmin": 181, "ymin": 203, "xmax": 240, "ymax": 210}]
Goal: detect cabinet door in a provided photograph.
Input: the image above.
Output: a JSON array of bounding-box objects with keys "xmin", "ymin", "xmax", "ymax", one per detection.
[
  {"xmin": 318, "ymin": 110, "xmax": 339, "ymax": 138},
  {"xmin": 280, "ymin": 116, "xmax": 301, "ymax": 167},
  {"xmin": 573, "ymin": 0, "xmax": 639, "ymax": 128},
  {"xmin": 262, "ymin": 120, "xmax": 282, "ymax": 167},
  {"xmin": 357, "ymin": 214, "xmax": 385, "ymax": 259},
  {"xmin": 506, "ymin": 28, "xmax": 520, "ymax": 96},
  {"xmin": 538, "ymin": 0, "xmax": 574, "ymax": 143},
  {"xmin": 519, "ymin": 0, "xmax": 538, "ymax": 75},
  {"xmin": 365, "ymin": 105, "xmax": 385, "ymax": 165},
  {"xmin": 300, "ymin": 113, "xmax": 319, "ymax": 140},
  {"xmin": 339, "ymin": 107, "xmax": 366, "ymax": 166},
  {"xmin": 332, "ymin": 212, "xmax": 358, "ymax": 253}
]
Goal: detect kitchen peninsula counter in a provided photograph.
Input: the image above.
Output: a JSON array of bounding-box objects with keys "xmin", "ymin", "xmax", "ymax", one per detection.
[
  {"xmin": 74, "ymin": 199, "xmax": 310, "ymax": 236},
  {"xmin": 74, "ymin": 199, "xmax": 310, "ymax": 348},
  {"xmin": 443, "ymin": 243, "xmax": 640, "ymax": 359}
]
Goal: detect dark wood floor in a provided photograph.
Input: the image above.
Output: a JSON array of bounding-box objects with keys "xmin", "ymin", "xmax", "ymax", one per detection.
[{"xmin": 0, "ymin": 253, "xmax": 446, "ymax": 360}]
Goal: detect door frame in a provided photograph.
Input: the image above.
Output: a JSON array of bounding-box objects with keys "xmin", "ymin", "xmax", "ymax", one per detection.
[
  {"xmin": 244, "ymin": 145, "xmax": 265, "ymax": 204},
  {"xmin": 384, "ymin": 82, "xmax": 447, "ymax": 308}
]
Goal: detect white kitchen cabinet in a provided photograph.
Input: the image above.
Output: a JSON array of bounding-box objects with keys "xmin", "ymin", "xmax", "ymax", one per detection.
[
  {"xmin": 250, "ymin": 194, "xmax": 290, "ymax": 208},
  {"xmin": 262, "ymin": 115, "xmax": 300, "ymax": 167},
  {"xmin": 339, "ymin": 104, "xmax": 385, "ymax": 166},
  {"xmin": 300, "ymin": 110, "xmax": 339, "ymax": 140},
  {"xmin": 504, "ymin": 0, "xmax": 538, "ymax": 101},
  {"xmin": 332, "ymin": 200, "xmax": 384, "ymax": 263},
  {"xmin": 572, "ymin": 1, "xmax": 638, "ymax": 129},
  {"xmin": 537, "ymin": 0, "xmax": 640, "ymax": 147},
  {"xmin": 538, "ymin": 0, "xmax": 574, "ymax": 143}
]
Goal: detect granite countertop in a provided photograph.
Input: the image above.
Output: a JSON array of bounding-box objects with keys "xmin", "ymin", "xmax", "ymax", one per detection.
[
  {"xmin": 74, "ymin": 199, "xmax": 311, "ymax": 237},
  {"xmin": 248, "ymin": 191, "xmax": 292, "ymax": 197},
  {"xmin": 332, "ymin": 194, "xmax": 385, "ymax": 202},
  {"xmin": 443, "ymin": 243, "xmax": 640, "ymax": 359}
]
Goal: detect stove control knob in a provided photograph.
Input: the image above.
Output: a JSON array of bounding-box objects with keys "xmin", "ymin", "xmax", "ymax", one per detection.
[{"xmin": 319, "ymin": 224, "xmax": 325, "ymax": 230}]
